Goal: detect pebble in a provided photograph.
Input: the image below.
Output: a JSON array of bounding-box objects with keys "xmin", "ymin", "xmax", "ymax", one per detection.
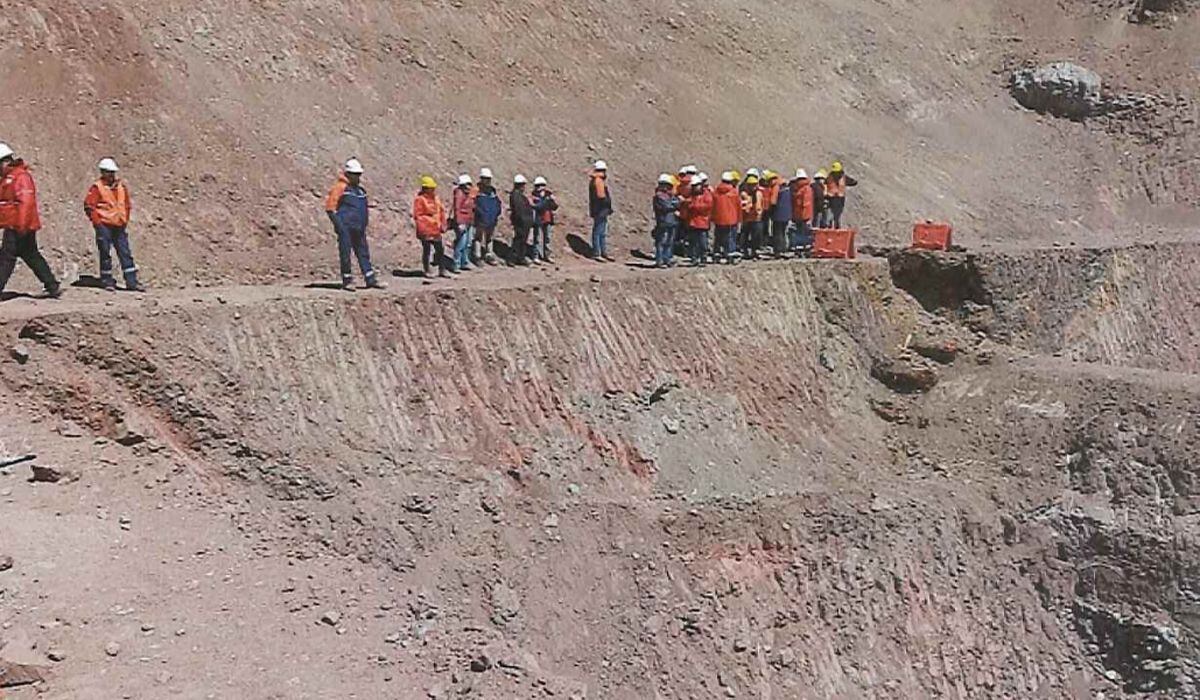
[
  {"xmin": 47, "ymin": 649, "xmax": 67, "ymax": 662},
  {"xmin": 105, "ymin": 641, "xmax": 122, "ymax": 657},
  {"xmin": 320, "ymin": 610, "xmax": 341, "ymax": 626}
]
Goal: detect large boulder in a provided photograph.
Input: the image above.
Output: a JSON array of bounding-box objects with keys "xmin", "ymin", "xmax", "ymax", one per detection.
[{"xmin": 1010, "ymin": 62, "xmax": 1104, "ymax": 120}]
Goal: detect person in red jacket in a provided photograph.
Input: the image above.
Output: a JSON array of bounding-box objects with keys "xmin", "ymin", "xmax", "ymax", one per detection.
[
  {"xmin": 84, "ymin": 158, "xmax": 143, "ymax": 292},
  {"xmin": 683, "ymin": 173, "xmax": 713, "ymax": 267},
  {"xmin": 450, "ymin": 174, "xmax": 477, "ymax": 273},
  {"xmin": 712, "ymin": 172, "xmax": 741, "ymax": 263},
  {"xmin": 0, "ymin": 144, "xmax": 60, "ymax": 299},
  {"xmin": 413, "ymin": 176, "xmax": 449, "ymax": 279},
  {"xmin": 790, "ymin": 169, "xmax": 815, "ymax": 253}
]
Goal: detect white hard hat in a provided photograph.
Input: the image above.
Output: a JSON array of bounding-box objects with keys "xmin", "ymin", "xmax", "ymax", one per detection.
[
  {"xmin": 513, "ymin": 174, "xmax": 528, "ymax": 185},
  {"xmin": 746, "ymin": 168, "xmax": 761, "ymax": 178},
  {"xmin": 697, "ymin": 172, "xmax": 709, "ymax": 183},
  {"xmin": 98, "ymin": 158, "xmax": 119, "ymax": 172},
  {"xmin": 720, "ymin": 171, "xmax": 734, "ymax": 183},
  {"xmin": 658, "ymin": 173, "xmax": 674, "ymax": 185},
  {"xmin": 593, "ymin": 160, "xmax": 607, "ymax": 171},
  {"xmin": 684, "ymin": 165, "xmax": 698, "ymax": 175},
  {"xmin": 479, "ymin": 167, "xmax": 493, "ymax": 179},
  {"xmin": 794, "ymin": 168, "xmax": 809, "ymax": 180},
  {"xmin": 344, "ymin": 158, "xmax": 364, "ymax": 174},
  {"xmin": 533, "ymin": 176, "xmax": 548, "ymax": 186},
  {"xmin": 0, "ymin": 143, "xmax": 13, "ymax": 161},
  {"xmin": 457, "ymin": 174, "xmax": 473, "ymax": 186}
]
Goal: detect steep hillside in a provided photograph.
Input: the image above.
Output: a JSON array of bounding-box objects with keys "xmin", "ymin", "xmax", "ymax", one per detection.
[{"xmin": 0, "ymin": 0, "xmax": 1195, "ymax": 289}]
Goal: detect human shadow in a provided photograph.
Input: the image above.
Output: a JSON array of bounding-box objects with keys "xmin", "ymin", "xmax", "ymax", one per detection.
[{"xmin": 566, "ymin": 234, "xmax": 595, "ymax": 258}]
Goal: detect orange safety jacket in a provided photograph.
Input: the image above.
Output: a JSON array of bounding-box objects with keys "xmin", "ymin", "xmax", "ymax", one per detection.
[
  {"xmin": 84, "ymin": 179, "xmax": 132, "ymax": 228},
  {"xmin": 712, "ymin": 183, "xmax": 741, "ymax": 227},
  {"xmin": 791, "ymin": 178, "xmax": 814, "ymax": 222},
  {"xmin": 0, "ymin": 161, "xmax": 42, "ymax": 234},
  {"xmin": 413, "ymin": 191, "xmax": 447, "ymax": 240},
  {"xmin": 826, "ymin": 175, "xmax": 848, "ymax": 198},
  {"xmin": 740, "ymin": 186, "xmax": 765, "ymax": 221}
]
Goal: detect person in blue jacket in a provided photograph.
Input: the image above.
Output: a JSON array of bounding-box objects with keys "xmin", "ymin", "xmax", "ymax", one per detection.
[
  {"xmin": 651, "ymin": 174, "xmax": 680, "ymax": 268},
  {"xmin": 473, "ymin": 167, "xmax": 503, "ymax": 265}
]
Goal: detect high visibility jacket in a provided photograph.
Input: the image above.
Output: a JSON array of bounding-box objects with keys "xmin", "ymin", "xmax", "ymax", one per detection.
[
  {"xmin": 84, "ymin": 179, "xmax": 132, "ymax": 227},
  {"xmin": 0, "ymin": 161, "xmax": 41, "ymax": 234},
  {"xmin": 825, "ymin": 173, "xmax": 857, "ymax": 198},
  {"xmin": 452, "ymin": 185, "xmax": 477, "ymax": 227},
  {"xmin": 740, "ymin": 186, "xmax": 765, "ymax": 221},
  {"xmin": 325, "ymin": 174, "xmax": 369, "ymax": 231},
  {"xmin": 712, "ymin": 183, "xmax": 741, "ymax": 227},
  {"xmin": 765, "ymin": 181, "xmax": 782, "ymax": 209},
  {"xmin": 676, "ymin": 176, "xmax": 692, "ymax": 219},
  {"xmin": 684, "ymin": 188, "xmax": 714, "ymax": 229},
  {"xmin": 791, "ymin": 178, "xmax": 814, "ymax": 222},
  {"xmin": 588, "ymin": 175, "xmax": 612, "ymax": 219},
  {"xmin": 413, "ymin": 191, "xmax": 446, "ymax": 240}
]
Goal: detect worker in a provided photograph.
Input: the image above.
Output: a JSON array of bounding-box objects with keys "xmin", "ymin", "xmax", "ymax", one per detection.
[
  {"xmin": 0, "ymin": 143, "xmax": 61, "ymax": 299},
  {"xmin": 771, "ymin": 171, "xmax": 794, "ymax": 256},
  {"xmin": 652, "ymin": 174, "xmax": 680, "ymax": 268},
  {"xmin": 739, "ymin": 172, "xmax": 765, "ymax": 260},
  {"xmin": 588, "ymin": 160, "xmax": 613, "ymax": 261},
  {"xmin": 762, "ymin": 171, "xmax": 785, "ymax": 257},
  {"xmin": 811, "ymin": 170, "xmax": 829, "ymax": 229},
  {"xmin": 790, "ymin": 169, "xmax": 815, "ymax": 253},
  {"xmin": 413, "ymin": 175, "xmax": 449, "ymax": 279},
  {"xmin": 675, "ymin": 166, "xmax": 697, "ymax": 259},
  {"xmin": 531, "ymin": 176, "xmax": 558, "ymax": 263},
  {"xmin": 712, "ymin": 172, "xmax": 741, "ymax": 263},
  {"xmin": 451, "ymin": 174, "xmax": 477, "ymax": 273},
  {"xmin": 473, "ymin": 167, "xmax": 502, "ymax": 265},
  {"xmin": 683, "ymin": 173, "xmax": 713, "ymax": 267},
  {"xmin": 825, "ymin": 161, "xmax": 858, "ymax": 228},
  {"xmin": 324, "ymin": 158, "xmax": 382, "ymax": 291},
  {"xmin": 675, "ymin": 166, "xmax": 694, "ymax": 197},
  {"xmin": 83, "ymin": 158, "xmax": 143, "ymax": 292},
  {"xmin": 508, "ymin": 174, "xmax": 535, "ymax": 266}
]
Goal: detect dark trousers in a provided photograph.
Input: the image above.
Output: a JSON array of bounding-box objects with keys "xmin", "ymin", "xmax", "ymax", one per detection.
[
  {"xmin": 421, "ymin": 239, "xmax": 445, "ymax": 272},
  {"xmin": 714, "ymin": 225, "xmax": 737, "ymax": 259},
  {"xmin": 510, "ymin": 224, "xmax": 531, "ymax": 262},
  {"xmin": 741, "ymin": 221, "xmax": 763, "ymax": 258},
  {"xmin": 770, "ymin": 220, "xmax": 790, "ymax": 255},
  {"xmin": 653, "ymin": 224, "xmax": 676, "ymax": 266},
  {"xmin": 337, "ymin": 226, "xmax": 376, "ymax": 282},
  {"xmin": 94, "ymin": 224, "xmax": 139, "ymax": 288},
  {"xmin": 689, "ymin": 227, "xmax": 709, "ymax": 264},
  {"xmin": 0, "ymin": 230, "xmax": 59, "ymax": 294},
  {"xmin": 828, "ymin": 198, "xmax": 846, "ymax": 229}
]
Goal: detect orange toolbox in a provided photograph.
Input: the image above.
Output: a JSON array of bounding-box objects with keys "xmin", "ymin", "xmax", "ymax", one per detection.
[
  {"xmin": 912, "ymin": 221, "xmax": 953, "ymax": 251},
  {"xmin": 812, "ymin": 228, "xmax": 856, "ymax": 259}
]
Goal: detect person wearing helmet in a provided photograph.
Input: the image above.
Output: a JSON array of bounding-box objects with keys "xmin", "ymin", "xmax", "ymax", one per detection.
[
  {"xmin": 790, "ymin": 169, "xmax": 815, "ymax": 254},
  {"xmin": 0, "ymin": 143, "xmax": 60, "ymax": 299},
  {"xmin": 762, "ymin": 171, "xmax": 785, "ymax": 256},
  {"xmin": 531, "ymin": 176, "xmax": 558, "ymax": 263},
  {"xmin": 811, "ymin": 170, "xmax": 829, "ymax": 229},
  {"xmin": 772, "ymin": 171, "xmax": 795, "ymax": 256},
  {"xmin": 825, "ymin": 161, "xmax": 858, "ymax": 228},
  {"xmin": 738, "ymin": 173, "xmax": 766, "ymax": 260},
  {"xmin": 712, "ymin": 172, "xmax": 741, "ymax": 263},
  {"xmin": 508, "ymin": 174, "xmax": 535, "ymax": 266},
  {"xmin": 451, "ymin": 174, "xmax": 477, "ymax": 273},
  {"xmin": 652, "ymin": 174, "xmax": 680, "ymax": 268},
  {"xmin": 683, "ymin": 174, "xmax": 714, "ymax": 267},
  {"xmin": 588, "ymin": 160, "xmax": 613, "ymax": 261},
  {"xmin": 473, "ymin": 167, "xmax": 502, "ymax": 265},
  {"xmin": 83, "ymin": 158, "xmax": 143, "ymax": 292},
  {"xmin": 413, "ymin": 176, "xmax": 449, "ymax": 279},
  {"xmin": 324, "ymin": 158, "xmax": 382, "ymax": 290}
]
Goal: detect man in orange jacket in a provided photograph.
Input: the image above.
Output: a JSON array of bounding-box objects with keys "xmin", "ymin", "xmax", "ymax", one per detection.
[
  {"xmin": 413, "ymin": 175, "xmax": 449, "ymax": 279},
  {"xmin": 790, "ymin": 170, "xmax": 815, "ymax": 253},
  {"xmin": 683, "ymin": 173, "xmax": 714, "ymax": 267},
  {"xmin": 84, "ymin": 158, "xmax": 143, "ymax": 292},
  {"xmin": 0, "ymin": 143, "xmax": 61, "ymax": 299},
  {"xmin": 712, "ymin": 172, "xmax": 741, "ymax": 263},
  {"xmin": 739, "ymin": 174, "xmax": 766, "ymax": 260}
]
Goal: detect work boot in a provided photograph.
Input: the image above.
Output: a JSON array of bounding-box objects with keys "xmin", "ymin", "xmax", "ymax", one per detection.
[
  {"xmin": 44, "ymin": 285, "xmax": 63, "ymax": 299},
  {"xmin": 366, "ymin": 279, "xmax": 387, "ymax": 290},
  {"xmin": 103, "ymin": 279, "xmax": 117, "ymax": 292},
  {"xmin": 341, "ymin": 278, "xmax": 355, "ymax": 291},
  {"xmin": 439, "ymin": 268, "xmax": 450, "ymax": 279}
]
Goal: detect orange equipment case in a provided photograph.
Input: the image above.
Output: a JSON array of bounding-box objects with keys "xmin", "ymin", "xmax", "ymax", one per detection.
[
  {"xmin": 912, "ymin": 221, "xmax": 953, "ymax": 251},
  {"xmin": 812, "ymin": 228, "xmax": 856, "ymax": 259}
]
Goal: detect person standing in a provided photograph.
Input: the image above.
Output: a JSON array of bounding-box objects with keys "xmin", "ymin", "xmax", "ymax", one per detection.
[
  {"xmin": 683, "ymin": 173, "xmax": 713, "ymax": 267},
  {"xmin": 84, "ymin": 158, "xmax": 143, "ymax": 291},
  {"xmin": 531, "ymin": 177, "xmax": 558, "ymax": 263},
  {"xmin": 651, "ymin": 174, "xmax": 680, "ymax": 268},
  {"xmin": 451, "ymin": 174, "xmax": 477, "ymax": 273},
  {"xmin": 0, "ymin": 143, "xmax": 61, "ymax": 299},
  {"xmin": 811, "ymin": 170, "xmax": 829, "ymax": 230},
  {"xmin": 473, "ymin": 168, "xmax": 502, "ymax": 265},
  {"xmin": 739, "ymin": 173, "xmax": 766, "ymax": 260},
  {"xmin": 712, "ymin": 172, "xmax": 741, "ymax": 263},
  {"xmin": 324, "ymin": 158, "xmax": 382, "ymax": 290},
  {"xmin": 508, "ymin": 174, "xmax": 535, "ymax": 266},
  {"xmin": 413, "ymin": 176, "xmax": 449, "ymax": 279},
  {"xmin": 588, "ymin": 160, "xmax": 613, "ymax": 261},
  {"xmin": 762, "ymin": 171, "xmax": 785, "ymax": 257},
  {"xmin": 772, "ymin": 172, "xmax": 794, "ymax": 256},
  {"xmin": 825, "ymin": 161, "xmax": 858, "ymax": 229},
  {"xmin": 790, "ymin": 169, "xmax": 815, "ymax": 253}
]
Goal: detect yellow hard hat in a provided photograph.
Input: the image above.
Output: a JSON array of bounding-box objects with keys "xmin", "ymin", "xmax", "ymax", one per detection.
[
  {"xmin": 731, "ymin": 170, "xmax": 743, "ymax": 182},
  {"xmin": 763, "ymin": 169, "xmax": 777, "ymax": 180},
  {"xmin": 419, "ymin": 175, "xmax": 437, "ymax": 189},
  {"xmin": 745, "ymin": 175, "xmax": 760, "ymax": 185},
  {"xmin": 831, "ymin": 161, "xmax": 844, "ymax": 173}
]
